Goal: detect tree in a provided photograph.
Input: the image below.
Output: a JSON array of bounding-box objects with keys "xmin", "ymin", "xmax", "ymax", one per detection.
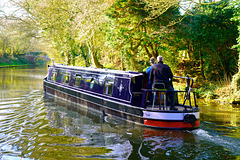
[
  {"xmin": 0, "ymin": 17, "xmax": 42, "ymax": 57},
  {"xmin": 6, "ymin": 0, "xmax": 229, "ymax": 73},
  {"xmin": 10, "ymin": 0, "xmax": 112, "ymax": 67},
  {"xmin": 106, "ymin": 0, "xmax": 181, "ymax": 71},
  {"xmin": 182, "ymin": 0, "xmax": 238, "ymax": 80}
]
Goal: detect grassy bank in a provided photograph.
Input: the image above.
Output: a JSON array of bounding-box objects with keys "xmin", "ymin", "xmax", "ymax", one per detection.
[
  {"xmin": 194, "ymin": 79, "xmax": 240, "ymax": 104},
  {"xmin": 0, "ymin": 55, "xmax": 34, "ymax": 67},
  {"xmin": 0, "ymin": 54, "xmax": 48, "ymax": 67},
  {"xmin": 173, "ymin": 77, "xmax": 239, "ymax": 104}
]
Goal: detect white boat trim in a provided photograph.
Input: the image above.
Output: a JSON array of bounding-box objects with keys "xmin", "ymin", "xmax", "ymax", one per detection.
[{"xmin": 143, "ymin": 111, "xmax": 199, "ymax": 121}]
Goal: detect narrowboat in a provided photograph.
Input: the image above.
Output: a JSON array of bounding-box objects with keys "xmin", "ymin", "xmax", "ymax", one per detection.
[{"xmin": 43, "ymin": 61, "xmax": 200, "ymax": 130}]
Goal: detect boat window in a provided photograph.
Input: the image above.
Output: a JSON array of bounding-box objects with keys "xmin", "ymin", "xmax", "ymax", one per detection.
[
  {"xmin": 104, "ymin": 80, "xmax": 114, "ymax": 95},
  {"xmin": 75, "ymin": 74, "xmax": 81, "ymax": 87},
  {"xmin": 90, "ymin": 78, "xmax": 95, "ymax": 89},
  {"xmin": 104, "ymin": 75, "xmax": 115, "ymax": 96},
  {"xmin": 63, "ymin": 72, "xmax": 70, "ymax": 85},
  {"xmin": 56, "ymin": 70, "xmax": 64, "ymax": 83},
  {"xmin": 79, "ymin": 74, "xmax": 86, "ymax": 88},
  {"xmin": 69, "ymin": 73, "xmax": 75, "ymax": 86},
  {"xmin": 85, "ymin": 75, "xmax": 93, "ymax": 89},
  {"xmin": 98, "ymin": 75, "xmax": 106, "ymax": 86},
  {"xmin": 51, "ymin": 69, "xmax": 57, "ymax": 81}
]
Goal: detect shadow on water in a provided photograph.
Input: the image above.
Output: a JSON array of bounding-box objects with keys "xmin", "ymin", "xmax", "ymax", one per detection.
[{"xmin": 0, "ymin": 66, "xmax": 239, "ymax": 159}]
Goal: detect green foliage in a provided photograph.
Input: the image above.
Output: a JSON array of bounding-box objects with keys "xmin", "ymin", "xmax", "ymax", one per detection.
[
  {"xmin": 0, "ymin": 55, "xmax": 34, "ymax": 66},
  {"xmin": 231, "ymin": 71, "xmax": 240, "ymax": 91},
  {"xmin": 0, "ymin": 18, "xmax": 41, "ymax": 57},
  {"xmin": 106, "ymin": 0, "xmax": 181, "ymax": 71},
  {"xmin": 182, "ymin": 0, "xmax": 238, "ymax": 80},
  {"xmin": 14, "ymin": 0, "xmax": 112, "ymax": 67}
]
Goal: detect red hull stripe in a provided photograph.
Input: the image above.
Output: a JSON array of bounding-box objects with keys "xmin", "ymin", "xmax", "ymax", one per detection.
[{"xmin": 143, "ymin": 119, "xmax": 200, "ymax": 129}]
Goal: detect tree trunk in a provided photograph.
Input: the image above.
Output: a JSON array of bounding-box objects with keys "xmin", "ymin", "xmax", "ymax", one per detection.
[
  {"xmin": 66, "ymin": 52, "xmax": 71, "ymax": 65},
  {"xmin": 91, "ymin": 50, "xmax": 103, "ymax": 68},
  {"xmin": 143, "ymin": 45, "xmax": 152, "ymax": 58},
  {"xmin": 88, "ymin": 43, "xmax": 103, "ymax": 68},
  {"xmin": 200, "ymin": 51, "xmax": 205, "ymax": 79}
]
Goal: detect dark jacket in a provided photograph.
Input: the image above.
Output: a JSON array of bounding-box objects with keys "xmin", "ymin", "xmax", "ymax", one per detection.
[{"xmin": 150, "ymin": 61, "xmax": 173, "ymax": 88}]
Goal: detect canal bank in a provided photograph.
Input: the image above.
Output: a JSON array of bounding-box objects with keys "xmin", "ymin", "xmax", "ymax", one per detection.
[{"xmin": 0, "ymin": 52, "xmax": 50, "ymax": 67}]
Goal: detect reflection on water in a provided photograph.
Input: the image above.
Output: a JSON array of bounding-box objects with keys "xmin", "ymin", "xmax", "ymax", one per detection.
[
  {"xmin": 199, "ymin": 99, "xmax": 240, "ymax": 142},
  {"xmin": 0, "ymin": 66, "xmax": 239, "ymax": 159},
  {"xmin": 44, "ymin": 97, "xmax": 133, "ymax": 159},
  {"xmin": 0, "ymin": 66, "xmax": 47, "ymax": 99},
  {"xmin": 200, "ymin": 99, "xmax": 240, "ymax": 128}
]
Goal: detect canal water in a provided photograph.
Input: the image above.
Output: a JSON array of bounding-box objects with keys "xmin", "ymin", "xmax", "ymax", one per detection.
[{"xmin": 0, "ymin": 66, "xmax": 239, "ymax": 160}]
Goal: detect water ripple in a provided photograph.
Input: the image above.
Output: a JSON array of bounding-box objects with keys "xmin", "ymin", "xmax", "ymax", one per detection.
[{"xmin": 0, "ymin": 90, "xmax": 49, "ymax": 159}]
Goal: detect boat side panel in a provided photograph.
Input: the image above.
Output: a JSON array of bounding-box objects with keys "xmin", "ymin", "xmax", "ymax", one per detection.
[
  {"xmin": 103, "ymin": 100, "xmax": 144, "ymax": 124},
  {"xmin": 112, "ymin": 78, "xmax": 131, "ymax": 101},
  {"xmin": 131, "ymin": 75, "xmax": 144, "ymax": 92},
  {"xmin": 44, "ymin": 81, "xmax": 144, "ymax": 124},
  {"xmin": 130, "ymin": 75, "xmax": 144, "ymax": 107},
  {"xmin": 131, "ymin": 93, "xmax": 143, "ymax": 107},
  {"xmin": 45, "ymin": 81, "xmax": 102, "ymax": 107}
]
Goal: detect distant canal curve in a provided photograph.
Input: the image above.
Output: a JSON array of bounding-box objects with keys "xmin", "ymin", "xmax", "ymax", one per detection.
[{"xmin": 0, "ymin": 66, "xmax": 239, "ymax": 159}]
